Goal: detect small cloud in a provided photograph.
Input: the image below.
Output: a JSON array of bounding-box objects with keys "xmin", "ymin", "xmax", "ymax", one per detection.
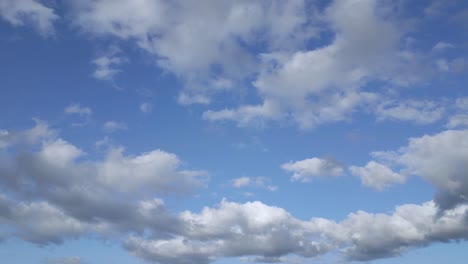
[
  {"xmin": 231, "ymin": 177, "xmax": 277, "ymax": 191},
  {"xmin": 64, "ymin": 103, "xmax": 92, "ymax": 116},
  {"xmin": 349, "ymin": 161, "xmax": 406, "ymax": 191},
  {"xmin": 282, "ymin": 157, "xmax": 344, "ymax": 182},
  {"xmin": 92, "ymin": 47, "xmax": 126, "ymax": 81},
  {"xmin": 44, "ymin": 256, "xmax": 81, "ymax": 264},
  {"xmin": 139, "ymin": 102, "xmax": 153, "ymax": 113},
  {"xmin": 177, "ymin": 92, "xmax": 210, "ymax": 105},
  {"xmin": 103, "ymin": 121, "xmax": 127, "ymax": 133},
  {"xmin": 432, "ymin": 42, "xmax": 454, "ymax": 53}
]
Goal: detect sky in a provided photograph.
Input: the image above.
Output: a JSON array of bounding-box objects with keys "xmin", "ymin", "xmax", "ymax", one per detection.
[{"xmin": 0, "ymin": 0, "xmax": 468, "ymax": 264}]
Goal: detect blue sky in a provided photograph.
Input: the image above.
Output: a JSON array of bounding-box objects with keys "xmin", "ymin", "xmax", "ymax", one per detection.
[{"xmin": 0, "ymin": 0, "xmax": 468, "ymax": 263}]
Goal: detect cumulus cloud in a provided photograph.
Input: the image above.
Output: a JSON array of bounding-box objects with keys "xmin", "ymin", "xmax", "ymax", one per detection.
[
  {"xmin": 0, "ymin": 118, "xmax": 55, "ymax": 149},
  {"xmin": 0, "ymin": 121, "xmax": 206, "ymax": 245},
  {"xmin": 0, "ymin": 0, "xmax": 58, "ymax": 35},
  {"xmin": 282, "ymin": 157, "xmax": 344, "ymax": 182},
  {"xmin": 349, "ymin": 161, "xmax": 406, "ymax": 191},
  {"xmin": 124, "ymin": 199, "xmax": 468, "ymax": 264},
  {"xmin": 1, "ymin": 124, "xmax": 467, "ymax": 263},
  {"xmin": 366, "ymin": 129, "xmax": 468, "ymax": 210},
  {"xmin": 71, "ymin": 0, "xmax": 314, "ymax": 102},
  {"xmin": 204, "ymin": 0, "xmax": 427, "ymax": 128}
]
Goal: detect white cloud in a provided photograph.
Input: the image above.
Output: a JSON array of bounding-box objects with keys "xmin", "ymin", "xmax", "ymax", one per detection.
[
  {"xmin": 431, "ymin": 42, "xmax": 454, "ymax": 53},
  {"xmin": 0, "ymin": 119, "xmax": 55, "ymax": 149},
  {"xmin": 1, "ymin": 124, "xmax": 468, "ymax": 263},
  {"xmin": 71, "ymin": 0, "xmax": 315, "ymax": 103},
  {"xmin": 371, "ymin": 129, "xmax": 468, "ymax": 209},
  {"xmin": 204, "ymin": 0, "xmax": 424, "ymax": 128},
  {"xmin": 64, "ymin": 103, "xmax": 92, "ymax": 116},
  {"xmin": 92, "ymin": 47, "xmax": 126, "ymax": 81},
  {"xmin": 281, "ymin": 157, "xmax": 344, "ymax": 182},
  {"xmin": 139, "ymin": 102, "xmax": 152, "ymax": 113},
  {"xmin": 231, "ymin": 177, "xmax": 278, "ymax": 191},
  {"xmin": 103, "ymin": 121, "xmax": 127, "ymax": 132},
  {"xmin": 0, "ymin": 0, "xmax": 58, "ymax": 35},
  {"xmin": 349, "ymin": 161, "xmax": 406, "ymax": 191},
  {"xmin": 455, "ymin": 97, "xmax": 468, "ymax": 110},
  {"xmin": 375, "ymin": 99, "xmax": 445, "ymax": 124},
  {"xmin": 125, "ymin": 199, "xmax": 468, "ymax": 264},
  {"xmin": 446, "ymin": 114, "xmax": 468, "ymax": 128}
]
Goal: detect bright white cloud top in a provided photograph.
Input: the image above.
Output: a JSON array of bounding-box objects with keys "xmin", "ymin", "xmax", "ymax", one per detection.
[{"xmin": 0, "ymin": 0, "xmax": 467, "ymax": 264}]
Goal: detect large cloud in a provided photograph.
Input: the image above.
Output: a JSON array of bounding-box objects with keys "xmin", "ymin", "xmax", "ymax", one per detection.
[
  {"xmin": 70, "ymin": 0, "xmax": 314, "ymax": 103},
  {"xmin": 124, "ymin": 199, "xmax": 468, "ymax": 264},
  {"xmin": 204, "ymin": 0, "xmax": 428, "ymax": 128},
  {"xmin": 1, "ymin": 123, "xmax": 467, "ymax": 263},
  {"xmin": 0, "ymin": 121, "xmax": 204, "ymax": 243}
]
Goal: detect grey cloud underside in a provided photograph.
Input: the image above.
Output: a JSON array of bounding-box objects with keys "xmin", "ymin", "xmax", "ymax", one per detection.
[{"xmin": 1, "ymin": 122, "xmax": 468, "ymax": 264}]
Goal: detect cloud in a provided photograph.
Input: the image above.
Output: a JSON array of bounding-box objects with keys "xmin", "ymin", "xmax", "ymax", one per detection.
[
  {"xmin": 44, "ymin": 256, "xmax": 82, "ymax": 264},
  {"xmin": 349, "ymin": 161, "xmax": 406, "ymax": 191},
  {"xmin": 204, "ymin": 0, "xmax": 426, "ymax": 128},
  {"xmin": 92, "ymin": 47, "xmax": 126, "ymax": 81},
  {"xmin": 369, "ymin": 129, "xmax": 468, "ymax": 210},
  {"xmin": 64, "ymin": 103, "xmax": 92, "ymax": 116},
  {"xmin": 432, "ymin": 42, "xmax": 454, "ymax": 53},
  {"xmin": 231, "ymin": 177, "xmax": 277, "ymax": 191},
  {"xmin": 70, "ymin": 0, "xmax": 315, "ymax": 103},
  {"xmin": 1, "ymin": 124, "xmax": 467, "ymax": 263},
  {"xmin": 139, "ymin": 102, "xmax": 153, "ymax": 113},
  {"xmin": 0, "ymin": 0, "xmax": 58, "ymax": 36},
  {"xmin": 456, "ymin": 97, "xmax": 468, "ymax": 110},
  {"xmin": 0, "ymin": 121, "xmax": 207, "ymax": 245},
  {"xmin": 0, "ymin": 118, "xmax": 55, "ymax": 149},
  {"xmin": 103, "ymin": 121, "xmax": 127, "ymax": 132},
  {"xmin": 124, "ymin": 199, "xmax": 468, "ymax": 264},
  {"xmin": 446, "ymin": 114, "xmax": 468, "ymax": 128},
  {"xmin": 282, "ymin": 157, "xmax": 344, "ymax": 182},
  {"xmin": 375, "ymin": 99, "xmax": 445, "ymax": 124}
]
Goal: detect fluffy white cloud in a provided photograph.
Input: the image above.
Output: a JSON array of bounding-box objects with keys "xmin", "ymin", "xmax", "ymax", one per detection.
[
  {"xmin": 1, "ymin": 125, "xmax": 468, "ymax": 263},
  {"xmin": 349, "ymin": 161, "xmax": 406, "ymax": 191},
  {"xmin": 0, "ymin": 0, "xmax": 58, "ymax": 35},
  {"xmin": 71, "ymin": 0, "xmax": 313, "ymax": 101},
  {"xmin": 125, "ymin": 199, "xmax": 468, "ymax": 264},
  {"xmin": 204, "ymin": 0, "xmax": 426, "ymax": 128},
  {"xmin": 0, "ymin": 122, "xmax": 206, "ymax": 244},
  {"xmin": 371, "ymin": 129, "xmax": 468, "ymax": 209},
  {"xmin": 282, "ymin": 157, "xmax": 344, "ymax": 182},
  {"xmin": 0, "ymin": 119, "xmax": 54, "ymax": 149}
]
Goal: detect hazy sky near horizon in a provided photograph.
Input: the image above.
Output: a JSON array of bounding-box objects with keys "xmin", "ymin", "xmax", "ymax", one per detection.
[{"xmin": 0, "ymin": 0, "xmax": 468, "ymax": 264}]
